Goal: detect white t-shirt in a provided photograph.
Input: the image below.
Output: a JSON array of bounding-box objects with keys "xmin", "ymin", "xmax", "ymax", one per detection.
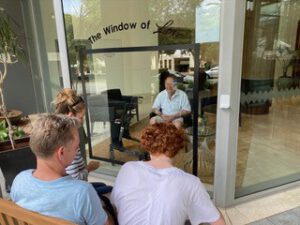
[
  {"xmin": 152, "ymin": 89, "xmax": 191, "ymax": 115},
  {"xmin": 111, "ymin": 161, "xmax": 220, "ymax": 225}
]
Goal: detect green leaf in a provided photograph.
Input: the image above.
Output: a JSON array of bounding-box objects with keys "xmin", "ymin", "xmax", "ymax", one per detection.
[
  {"xmin": 0, "ymin": 120, "xmax": 7, "ymax": 130},
  {"xmin": 0, "ymin": 130, "xmax": 8, "ymax": 141},
  {"xmin": 0, "ymin": 10, "xmax": 24, "ymax": 61},
  {"xmin": 13, "ymin": 127, "xmax": 25, "ymax": 139}
]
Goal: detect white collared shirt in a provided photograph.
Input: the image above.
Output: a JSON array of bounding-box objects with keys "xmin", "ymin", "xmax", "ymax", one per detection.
[{"xmin": 152, "ymin": 89, "xmax": 191, "ymax": 115}]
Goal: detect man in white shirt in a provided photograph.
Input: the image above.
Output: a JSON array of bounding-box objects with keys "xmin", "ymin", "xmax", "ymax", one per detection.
[{"xmin": 150, "ymin": 74, "xmax": 191, "ymax": 129}]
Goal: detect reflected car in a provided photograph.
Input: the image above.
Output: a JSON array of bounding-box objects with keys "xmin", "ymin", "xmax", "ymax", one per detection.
[{"xmin": 205, "ymin": 66, "xmax": 219, "ymax": 79}]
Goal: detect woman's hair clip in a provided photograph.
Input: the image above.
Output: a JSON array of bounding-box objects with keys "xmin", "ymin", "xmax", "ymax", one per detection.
[{"xmin": 71, "ymin": 96, "xmax": 84, "ymax": 107}]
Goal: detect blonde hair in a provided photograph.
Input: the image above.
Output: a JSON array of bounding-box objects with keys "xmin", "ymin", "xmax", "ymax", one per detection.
[
  {"xmin": 53, "ymin": 88, "xmax": 85, "ymax": 115},
  {"xmin": 30, "ymin": 114, "xmax": 80, "ymax": 158}
]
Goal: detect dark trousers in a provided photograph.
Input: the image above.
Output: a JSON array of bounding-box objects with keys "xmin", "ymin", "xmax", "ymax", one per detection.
[{"xmin": 91, "ymin": 182, "xmax": 113, "ymax": 195}]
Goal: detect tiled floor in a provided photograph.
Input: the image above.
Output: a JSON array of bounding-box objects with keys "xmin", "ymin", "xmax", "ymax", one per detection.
[
  {"xmin": 219, "ymin": 185, "xmax": 300, "ymax": 224},
  {"xmin": 248, "ymin": 207, "xmax": 300, "ymax": 225},
  {"xmin": 239, "ymin": 97, "xmax": 300, "ymax": 188}
]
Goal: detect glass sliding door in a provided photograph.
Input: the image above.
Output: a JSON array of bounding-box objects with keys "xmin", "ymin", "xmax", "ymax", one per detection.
[
  {"xmin": 236, "ymin": 0, "xmax": 300, "ymax": 197},
  {"xmin": 83, "ymin": 50, "xmax": 162, "ymax": 164},
  {"xmin": 61, "ymin": 0, "xmax": 221, "ymax": 191},
  {"xmin": 78, "ymin": 45, "xmax": 201, "ymax": 176}
]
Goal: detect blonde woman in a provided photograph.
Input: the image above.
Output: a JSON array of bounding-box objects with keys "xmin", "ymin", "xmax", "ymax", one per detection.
[{"xmin": 53, "ymin": 88, "xmax": 112, "ymax": 195}]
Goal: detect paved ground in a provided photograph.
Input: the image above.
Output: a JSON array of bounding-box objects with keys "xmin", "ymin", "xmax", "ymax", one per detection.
[{"xmin": 248, "ymin": 206, "xmax": 300, "ymax": 225}]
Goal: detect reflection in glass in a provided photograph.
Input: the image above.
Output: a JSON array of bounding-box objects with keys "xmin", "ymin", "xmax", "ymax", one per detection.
[
  {"xmin": 236, "ymin": 0, "xmax": 300, "ymax": 197},
  {"xmin": 61, "ymin": 0, "xmax": 221, "ymax": 189}
]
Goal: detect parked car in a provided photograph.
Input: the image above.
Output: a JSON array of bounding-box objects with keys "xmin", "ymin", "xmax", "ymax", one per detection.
[{"xmin": 205, "ymin": 66, "xmax": 219, "ymax": 79}]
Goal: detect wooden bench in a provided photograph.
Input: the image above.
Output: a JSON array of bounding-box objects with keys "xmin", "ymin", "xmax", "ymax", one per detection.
[{"xmin": 0, "ymin": 198, "xmax": 75, "ymax": 225}]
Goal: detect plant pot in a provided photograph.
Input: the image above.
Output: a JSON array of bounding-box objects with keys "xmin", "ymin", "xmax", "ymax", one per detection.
[
  {"xmin": 241, "ymin": 102, "xmax": 271, "ymax": 114},
  {"xmin": 241, "ymin": 78, "xmax": 274, "ymax": 115},
  {"xmin": 0, "ymin": 145, "xmax": 36, "ymax": 192},
  {"xmin": 276, "ymin": 76, "xmax": 295, "ymax": 90},
  {"xmin": 292, "ymin": 77, "xmax": 300, "ymax": 88},
  {"xmin": 0, "ymin": 109, "xmax": 22, "ymax": 124},
  {"xmin": 0, "ymin": 136, "xmax": 29, "ymax": 152}
]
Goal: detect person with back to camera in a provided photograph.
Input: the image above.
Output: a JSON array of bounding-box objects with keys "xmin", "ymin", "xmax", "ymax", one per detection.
[
  {"xmin": 53, "ymin": 88, "xmax": 113, "ymax": 195},
  {"xmin": 11, "ymin": 114, "xmax": 111, "ymax": 225},
  {"xmin": 150, "ymin": 73, "xmax": 191, "ymax": 129},
  {"xmin": 111, "ymin": 123, "xmax": 225, "ymax": 225}
]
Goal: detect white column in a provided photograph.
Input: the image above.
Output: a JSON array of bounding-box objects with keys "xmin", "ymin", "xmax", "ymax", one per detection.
[
  {"xmin": 52, "ymin": 0, "xmax": 71, "ymax": 88},
  {"xmin": 213, "ymin": 0, "xmax": 246, "ymax": 207}
]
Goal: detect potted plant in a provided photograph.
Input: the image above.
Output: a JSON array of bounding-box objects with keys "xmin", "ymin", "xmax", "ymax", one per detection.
[
  {"xmin": 0, "ymin": 9, "xmax": 26, "ymax": 149},
  {"xmin": 273, "ymin": 42, "xmax": 300, "ymax": 90},
  {"xmin": 0, "ymin": 9, "xmax": 36, "ymax": 195},
  {"xmin": 0, "ymin": 120, "xmax": 29, "ymax": 152}
]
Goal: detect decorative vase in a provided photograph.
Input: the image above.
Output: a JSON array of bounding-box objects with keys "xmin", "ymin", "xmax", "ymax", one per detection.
[{"xmin": 241, "ymin": 78, "xmax": 274, "ymax": 115}]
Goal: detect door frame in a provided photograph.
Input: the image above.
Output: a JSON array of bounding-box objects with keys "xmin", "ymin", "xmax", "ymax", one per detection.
[
  {"xmin": 58, "ymin": 0, "xmax": 300, "ymax": 207},
  {"xmin": 214, "ymin": 0, "xmax": 300, "ymax": 208},
  {"xmin": 213, "ymin": 0, "xmax": 246, "ymax": 207},
  {"xmin": 79, "ymin": 44, "xmax": 201, "ymax": 175}
]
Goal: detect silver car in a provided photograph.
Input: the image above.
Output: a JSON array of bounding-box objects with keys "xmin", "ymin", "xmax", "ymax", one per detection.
[{"xmin": 205, "ymin": 66, "xmax": 219, "ymax": 79}]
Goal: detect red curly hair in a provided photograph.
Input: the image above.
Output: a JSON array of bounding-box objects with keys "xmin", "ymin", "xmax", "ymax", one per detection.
[{"xmin": 140, "ymin": 123, "xmax": 186, "ymax": 158}]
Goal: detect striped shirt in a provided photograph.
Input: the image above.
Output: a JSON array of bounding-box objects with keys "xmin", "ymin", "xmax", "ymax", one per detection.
[{"xmin": 65, "ymin": 151, "xmax": 88, "ymax": 181}]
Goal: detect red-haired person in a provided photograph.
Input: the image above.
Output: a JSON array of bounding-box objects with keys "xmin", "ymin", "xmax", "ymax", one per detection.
[{"xmin": 111, "ymin": 123, "xmax": 225, "ymax": 225}]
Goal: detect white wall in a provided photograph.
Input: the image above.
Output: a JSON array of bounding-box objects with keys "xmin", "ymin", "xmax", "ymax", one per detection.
[{"xmin": 71, "ymin": 0, "xmax": 158, "ymax": 95}]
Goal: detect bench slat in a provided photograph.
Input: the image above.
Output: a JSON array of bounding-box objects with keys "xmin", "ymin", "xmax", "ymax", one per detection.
[
  {"xmin": 0, "ymin": 198, "xmax": 75, "ymax": 225},
  {"xmin": 0, "ymin": 213, "xmax": 7, "ymax": 225}
]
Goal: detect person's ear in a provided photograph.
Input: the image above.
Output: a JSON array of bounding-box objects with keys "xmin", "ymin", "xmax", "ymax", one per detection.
[{"xmin": 57, "ymin": 146, "xmax": 65, "ymax": 162}]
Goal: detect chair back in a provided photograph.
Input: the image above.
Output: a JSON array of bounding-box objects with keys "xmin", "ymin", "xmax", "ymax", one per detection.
[
  {"xmin": 0, "ymin": 198, "xmax": 75, "ymax": 225},
  {"xmin": 103, "ymin": 89, "xmax": 123, "ymax": 101},
  {"xmin": 87, "ymin": 94, "xmax": 114, "ymax": 122}
]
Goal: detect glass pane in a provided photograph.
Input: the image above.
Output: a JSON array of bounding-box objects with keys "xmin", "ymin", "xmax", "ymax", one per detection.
[
  {"xmin": 81, "ymin": 50, "xmax": 195, "ymax": 171},
  {"xmin": 236, "ymin": 0, "xmax": 300, "ymax": 197},
  {"xmin": 62, "ymin": 0, "xmax": 200, "ymax": 49},
  {"xmin": 194, "ymin": 0, "xmax": 220, "ymax": 191},
  {"xmin": 22, "ymin": 0, "xmax": 63, "ymax": 111},
  {"xmin": 62, "ymin": 0, "xmax": 221, "ymax": 189}
]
